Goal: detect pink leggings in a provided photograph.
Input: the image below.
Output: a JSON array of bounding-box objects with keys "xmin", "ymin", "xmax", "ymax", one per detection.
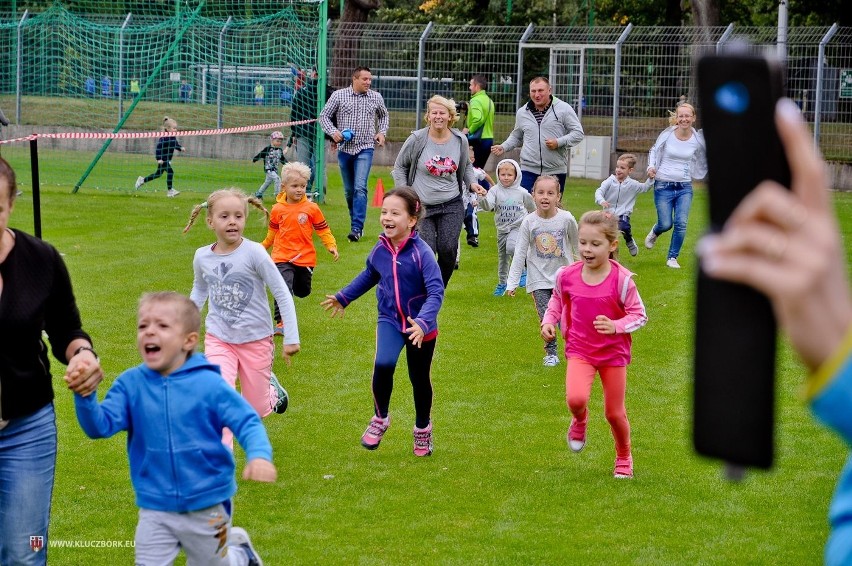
[
  {"xmin": 204, "ymin": 333, "xmax": 274, "ymax": 447},
  {"xmin": 566, "ymin": 358, "xmax": 631, "ymax": 458}
]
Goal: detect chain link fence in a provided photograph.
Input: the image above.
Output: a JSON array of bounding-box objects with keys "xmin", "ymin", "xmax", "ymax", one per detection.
[{"xmin": 2, "ymin": 10, "xmax": 850, "ymax": 166}]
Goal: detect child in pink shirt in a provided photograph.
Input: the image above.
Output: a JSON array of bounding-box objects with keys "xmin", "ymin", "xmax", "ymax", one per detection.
[{"xmin": 542, "ymin": 210, "xmax": 647, "ymax": 478}]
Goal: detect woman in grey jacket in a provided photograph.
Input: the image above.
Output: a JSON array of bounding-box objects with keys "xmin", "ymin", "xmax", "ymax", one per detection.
[
  {"xmin": 392, "ymin": 95, "xmax": 483, "ymax": 287},
  {"xmin": 644, "ymin": 102, "xmax": 707, "ymax": 269}
]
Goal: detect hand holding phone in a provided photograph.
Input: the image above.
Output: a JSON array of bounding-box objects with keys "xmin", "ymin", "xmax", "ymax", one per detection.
[{"xmin": 693, "ymin": 48, "xmax": 790, "ymax": 470}]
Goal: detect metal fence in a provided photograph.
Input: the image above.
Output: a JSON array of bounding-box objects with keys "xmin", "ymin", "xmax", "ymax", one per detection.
[
  {"xmin": 2, "ymin": 12, "xmax": 850, "ymax": 163},
  {"xmin": 329, "ymin": 22, "xmax": 852, "ymax": 163}
]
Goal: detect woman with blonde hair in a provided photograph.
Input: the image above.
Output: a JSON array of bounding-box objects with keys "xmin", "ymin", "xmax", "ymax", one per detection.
[
  {"xmin": 644, "ymin": 101, "xmax": 707, "ymax": 269},
  {"xmin": 392, "ymin": 95, "xmax": 484, "ymax": 286}
]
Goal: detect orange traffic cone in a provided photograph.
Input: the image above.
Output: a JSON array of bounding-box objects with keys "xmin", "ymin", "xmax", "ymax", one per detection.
[{"xmin": 371, "ymin": 178, "xmax": 385, "ymax": 207}]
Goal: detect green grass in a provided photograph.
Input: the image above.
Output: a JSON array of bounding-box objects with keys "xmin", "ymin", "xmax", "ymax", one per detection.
[{"xmin": 6, "ymin": 150, "xmax": 852, "ymax": 564}]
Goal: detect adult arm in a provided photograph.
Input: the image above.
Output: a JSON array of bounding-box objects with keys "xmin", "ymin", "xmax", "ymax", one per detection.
[
  {"xmin": 391, "ymin": 134, "xmax": 416, "ymax": 187},
  {"xmin": 556, "ymin": 103, "xmax": 585, "ymax": 148},
  {"xmin": 318, "ymin": 90, "xmax": 341, "ymax": 138}
]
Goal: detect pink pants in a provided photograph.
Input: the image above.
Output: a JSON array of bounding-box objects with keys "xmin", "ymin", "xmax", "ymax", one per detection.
[
  {"xmin": 204, "ymin": 334, "xmax": 275, "ymax": 447},
  {"xmin": 566, "ymin": 358, "xmax": 631, "ymax": 459}
]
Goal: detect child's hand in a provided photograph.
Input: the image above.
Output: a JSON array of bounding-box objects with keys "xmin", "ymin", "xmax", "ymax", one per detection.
[
  {"xmin": 647, "ymin": 167, "xmax": 656, "ymax": 179},
  {"xmin": 473, "ymin": 184, "xmax": 487, "ymax": 196},
  {"xmin": 405, "ymin": 317, "xmax": 425, "ymax": 347},
  {"xmin": 321, "ymin": 295, "xmax": 344, "ymax": 317},
  {"xmin": 329, "ymin": 247, "xmax": 340, "ymax": 261},
  {"xmin": 243, "ymin": 458, "xmax": 277, "ymax": 482},
  {"xmin": 64, "ymin": 351, "xmax": 104, "ymax": 397},
  {"xmin": 507, "ymin": 288, "xmax": 516, "ymax": 297},
  {"xmin": 541, "ymin": 323, "xmax": 556, "ymax": 341},
  {"xmin": 281, "ymin": 343, "xmax": 300, "ymax": 365},
  {"xmin": 593, "ymin": 315, "xmax": 616, "ymax": 334}
]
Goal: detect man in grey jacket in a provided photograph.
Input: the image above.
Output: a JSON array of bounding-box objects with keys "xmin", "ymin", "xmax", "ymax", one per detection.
[{"xmin": 492, "ymin": 76, "xmax": 584, "ymax": 194}]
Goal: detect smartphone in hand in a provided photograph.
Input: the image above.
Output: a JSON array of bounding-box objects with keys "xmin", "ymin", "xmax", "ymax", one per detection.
[{"xmin": 693, "ymin": 49, "xmax": 790, "ymax": 470}]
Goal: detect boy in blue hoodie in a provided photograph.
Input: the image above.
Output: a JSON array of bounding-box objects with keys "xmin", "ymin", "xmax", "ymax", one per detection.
[{"xmin": 71, "ymin": 291, "xmax": 274, "ymax": 565}]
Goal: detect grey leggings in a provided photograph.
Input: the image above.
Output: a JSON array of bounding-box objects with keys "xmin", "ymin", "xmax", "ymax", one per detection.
[
  {"xmin": 533, "ymin": 288, "xmax": 558, "ymax": 357},
  {"xmin": 417, "ymin": 195, "xmax": 465, "ymax": 287}
]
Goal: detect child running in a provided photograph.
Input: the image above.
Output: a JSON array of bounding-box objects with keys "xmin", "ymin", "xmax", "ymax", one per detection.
[
  {"xmin": 71, "ymin": 291, "xmax": 274, "ymax": 565},
  {"xmin": 477, "ymin": 158, "xmax": 535, "ymax": 296},
  {"xmin": 262, "ymin": 162, "xmax": 339, "ymax": 335},
  {"xmin": 252, "ymin": 131, "xmax": 288, "ymax": 200},
  {"xmin": 456, "ymin": 145, "xmax": 494, "ymax": 270},
  {"xmin": 320, "ymin": 187, "xmax": 444, "ymax": 457},
  {"xmin": 541, "ymin": 210, "xmax": 647, "ymax": 478},
  {"xmin": 136, "ymin": 116, "xmax": 184, "ymax": 197},
  {"xmin": 185, "ymin": 188, "xmax": 300, "ymax": 445},
  {"xmin": 506, "ymin": 175, "xmax": 580, "ymax": 367},
  {"xmin": 594, "ymin": 153, "xmax": 653, "ymax": 256}
]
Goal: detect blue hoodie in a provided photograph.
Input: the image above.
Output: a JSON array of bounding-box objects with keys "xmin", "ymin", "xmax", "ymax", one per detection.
[
  {"xmin": 74, "ymin": 353, "xmax": 272, "ymax": 513},
  {"xmin": 334, "ymin": 231, "xmax": 444, "ymax": 337}
]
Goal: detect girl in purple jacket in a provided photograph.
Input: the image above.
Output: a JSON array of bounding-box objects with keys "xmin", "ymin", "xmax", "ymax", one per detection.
[{"xmin": 322, "ymin": 187, "xmax": 444, "ymax": 457}]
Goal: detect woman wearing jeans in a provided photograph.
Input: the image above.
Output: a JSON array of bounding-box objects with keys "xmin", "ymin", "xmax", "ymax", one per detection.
[
  {"xmin": 0, "ymin": 157, "xmax": 103, "ymax": 565},
  {"xmin": 392, "ymin": 95, "xmax": 483, "ymax": 287},
  {"xmin": 643, "ymin": 102, "xmax": 707, "ymax": 269}
]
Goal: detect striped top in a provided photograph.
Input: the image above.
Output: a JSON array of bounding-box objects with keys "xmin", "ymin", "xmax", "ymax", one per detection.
[{"xmin": 319, "ymin": 86, "xmax": 390, "ymax": 156}]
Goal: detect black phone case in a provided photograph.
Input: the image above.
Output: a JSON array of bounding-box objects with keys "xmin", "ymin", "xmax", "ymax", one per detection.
[{"xmin": 693, "ymin": 52, "xmax": 790, "ymax": 469}]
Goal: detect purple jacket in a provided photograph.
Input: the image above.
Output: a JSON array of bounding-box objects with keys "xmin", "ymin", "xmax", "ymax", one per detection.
[{"xmin": 335, "ymin": 231, "xmax": 444, "ymax": 337}]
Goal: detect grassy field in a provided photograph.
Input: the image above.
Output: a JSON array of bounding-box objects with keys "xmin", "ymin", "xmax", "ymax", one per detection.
[{"xmin": 4, "ymin": 146, "xmax": 852, "ymax": 564}]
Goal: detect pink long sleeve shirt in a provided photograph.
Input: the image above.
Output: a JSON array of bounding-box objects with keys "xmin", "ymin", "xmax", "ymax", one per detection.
[{"xmin": 543, "ymin": 259, "xmax": 647, "ymax": 366}]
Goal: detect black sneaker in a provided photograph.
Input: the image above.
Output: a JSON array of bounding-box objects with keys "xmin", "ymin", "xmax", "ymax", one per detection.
[
  {"xmin": 467, "ymin": 235, "xmax": 479, "ymax": 247},
  {"xmin": 347, "ymin": 230, "xmax": 361, "ymax": 242}
]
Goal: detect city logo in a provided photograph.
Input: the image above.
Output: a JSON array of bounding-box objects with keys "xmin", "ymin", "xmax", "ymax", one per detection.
[{"xmin": 30, "ymin": 536, "xmax": 44, "ymax": 552}]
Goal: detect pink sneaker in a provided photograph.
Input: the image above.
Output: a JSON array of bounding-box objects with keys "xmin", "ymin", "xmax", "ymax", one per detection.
[
  {"xmin": 361, "ymin": 415, "xmax": 390, "ymax": 450},
  {"xmin": 567, "ymin": 416, "xmax": 587, "ymax": 452},
  {"xmin": 614, "ymin": 455, "xmax": 634, "ymax": 479},
  {"xmin": 413, "ymin": 422, "xmax": 433, "ymax": 457}
]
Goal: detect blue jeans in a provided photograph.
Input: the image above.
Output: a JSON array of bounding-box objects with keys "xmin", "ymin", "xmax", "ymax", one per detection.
[
  {"xmin": 338, "ymin": 148, "xmax": 374, "ymax": 235},
  {"xmin": 0, "ymin": 403, "xmax": 57, "ymax": 566},
  {"xmin": 520, "ymin": 171, "xmax": 566, "ymax": 194},
  {"xmin": 651, "ymin": 180, "xmax": 694, "ymax": 259}
]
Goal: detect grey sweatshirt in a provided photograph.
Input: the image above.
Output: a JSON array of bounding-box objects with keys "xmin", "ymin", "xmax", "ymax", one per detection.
[{"xmin": 499, "ymin": 96, "xmax": 584, "ymax": 176}]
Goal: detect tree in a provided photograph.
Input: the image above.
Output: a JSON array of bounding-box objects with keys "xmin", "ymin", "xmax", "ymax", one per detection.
[{"xmin": 330, "ymin": 0, "xmax": 382, "ymax": 89}]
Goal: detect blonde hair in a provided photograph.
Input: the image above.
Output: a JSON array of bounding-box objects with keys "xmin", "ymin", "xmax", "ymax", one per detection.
[
  {"xmin": 617, "ymin": 153, "xmax": 637, "ymax": 169},
  {"xmin": 183, "ymin": 188, "xmax": 269, "ymax": 234},
  {"xmin": 163, "ymin": 116, "xmax": 177, "ymax": 131},
  {"xmin": 668, "ymin": 102, "xmax": 695, "ymax": 127},
  {"xmin": 579, "ymin": 210, "xmax": 619, "ymax": 259},
  {"xmin": 424, "ymin": 95, "xmax": 460, "ymax": 127},
  {"xmin": 139, "ymin": 291, "xmax": 201, "ymax": 335},
  {"xmin": 281, "ymin": 162, "xmax": 312, "ymax": 185}
]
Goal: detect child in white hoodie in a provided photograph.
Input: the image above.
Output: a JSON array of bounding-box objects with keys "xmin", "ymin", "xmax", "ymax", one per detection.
[
  {"xmin": 478, "ymin": 158, "xmax": 535, "ymax": 296},
  {"xmin": 594, "ymin": 153, "xmax": 653, "ymax": 256}
]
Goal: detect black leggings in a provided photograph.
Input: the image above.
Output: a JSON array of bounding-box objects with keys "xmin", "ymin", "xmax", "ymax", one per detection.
[
  {"xmin": 417, "ymin": 195, "xmax": 465, "ymax": 287},
  {"xmin": 144, "ymin": 161, "xmax": 174, "ymax": 190},
  {"xmin": 371, "ymin": 321, "xmax": 436, "ymax": 429}
]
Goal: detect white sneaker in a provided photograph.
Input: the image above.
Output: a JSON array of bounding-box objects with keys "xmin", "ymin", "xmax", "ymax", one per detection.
[
  {"xmin": 135, "ymin": 176, "xmax": 144, "ymax": 189},
  {"xmin": 229, "ymin": 526, "xmax": 263, "ymax": 566},
  {"xmin": 167, "ymin": 189, "xmax": 180, "ymax": 198},
  {"xmin": 666, "ymin": 257, "xmax": 681, "ymax": 269},
  {"xmin": 644, "ymin": 229, "xmax": 658, "ymax": 249},
  {"xmin": 627, "ymin": 239, "xmax": 638, "ymax": 257},
  {"xmin": 543, "ymin": 354, "xmax": 559, "ymax": 367}
]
